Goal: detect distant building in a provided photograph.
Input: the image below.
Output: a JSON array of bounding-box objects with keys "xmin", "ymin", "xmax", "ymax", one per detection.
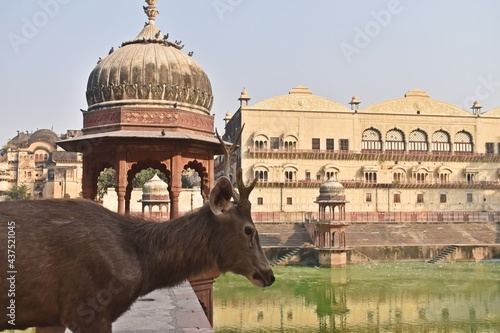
[
  {"xmin": 220, "ymin": 86, "xmax": 500, "ymax": 216},
  {"xmin": 0, "ymin": 129, "xmax": 83, "ymax": 200}
]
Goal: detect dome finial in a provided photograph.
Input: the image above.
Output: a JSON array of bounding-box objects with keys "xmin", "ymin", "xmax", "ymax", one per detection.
[{"xmin": 144, "ymin": 0, "xmax": 159, "ymax": 25}]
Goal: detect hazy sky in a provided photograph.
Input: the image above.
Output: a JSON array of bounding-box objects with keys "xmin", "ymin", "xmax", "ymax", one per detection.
[{"xmin": 2, "ymin": 1, "xmax": 500, "ymax": 145}]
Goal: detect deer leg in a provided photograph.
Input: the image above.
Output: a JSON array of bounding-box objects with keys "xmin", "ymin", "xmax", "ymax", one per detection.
[{"xmin": 35, "ymin": 327, "xmax": 66, "ymax": 333}]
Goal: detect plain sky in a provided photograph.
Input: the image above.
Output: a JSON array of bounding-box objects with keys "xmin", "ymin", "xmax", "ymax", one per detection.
[{"xmin": 2, "ymin": 0, "xmax": 500, "ymax": 146}]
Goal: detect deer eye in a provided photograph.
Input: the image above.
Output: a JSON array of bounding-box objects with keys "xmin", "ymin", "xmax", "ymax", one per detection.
[{"xmin": 244, "ymin": 226, "xmax": 254, "ymax": 237}]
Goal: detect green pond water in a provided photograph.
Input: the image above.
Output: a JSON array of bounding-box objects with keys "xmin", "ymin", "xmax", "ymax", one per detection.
[{"xmin": 213, "ymin": 262, "xmax": 500, "ymax": 333}]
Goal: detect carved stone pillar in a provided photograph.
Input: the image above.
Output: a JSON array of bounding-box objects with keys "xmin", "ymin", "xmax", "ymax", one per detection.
[
  {"xmin": 81, "ymin": 158, "xmax": 94, "ymax": 200},
  {"xmin": 116, "ymin": 151, "xmax": 127, "ymax": 215},
  {"xmin": 170, "ymin": 153, "xmax": 182, "ymax": 218},
  {"xmin": 189, "ymin": 268, "xmax": 220, "ymax": 327}
]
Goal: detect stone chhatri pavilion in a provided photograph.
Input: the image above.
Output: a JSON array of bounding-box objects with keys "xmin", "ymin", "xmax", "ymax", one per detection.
[
  {"xmin": 58, "ymin": 0, "xmax": 222, "ymax": 218},
  {"xmin": 57, "ymin": 0, "xmax": 223, "ymax": 324},
  {"xmin": 313, "ymin": 179, "xmax": 350, "ymax": 267}
]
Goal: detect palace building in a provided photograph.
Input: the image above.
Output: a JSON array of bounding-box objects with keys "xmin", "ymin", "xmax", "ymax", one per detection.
[
  {"xmin": 221, "ymin": 86, "xmax": 500, "ymax": 219},
  {"xmin": 0, "ymin": 129, "xmax": 83, "ymax": 200}
]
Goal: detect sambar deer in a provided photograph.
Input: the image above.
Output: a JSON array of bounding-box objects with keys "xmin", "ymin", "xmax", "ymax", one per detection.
[{"xmin": 0, "ymin": 167, "xmax": 274, "ymax": 333}]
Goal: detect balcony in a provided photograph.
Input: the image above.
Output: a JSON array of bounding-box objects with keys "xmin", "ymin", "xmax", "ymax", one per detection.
[
  {"xmin": 247, "ymin": 147, "xmax": 500, "ymax": 162},
  {"xmin": 255, "ymin": 179, "xmax": 500, "ymax": 190}
]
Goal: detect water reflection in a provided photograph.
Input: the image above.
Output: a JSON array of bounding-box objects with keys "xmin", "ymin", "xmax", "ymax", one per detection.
[{"xmin": 213, "ymin": 263, "xmax": 500, "ymax": 332}]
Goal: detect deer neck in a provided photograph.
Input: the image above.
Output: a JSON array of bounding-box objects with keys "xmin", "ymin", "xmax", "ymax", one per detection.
[{"xmin": 126, "ymin": 204, "xmax": 219, "ymax": 293}]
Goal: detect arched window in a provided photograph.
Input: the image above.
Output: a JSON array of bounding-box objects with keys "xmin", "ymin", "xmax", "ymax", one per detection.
[
  {"xmin": 284, "ymin": 141, "xmax": 296, "ymax": 150},
  {"xmin": 362, "ymin": 128, "xmax": 382, "ymax": 151},
  {"xmin": 323, "ymin": 164, "xmax": 340, "ymax": 181},
  {"xmin": 326, "ymin": 171, "xmax": 337, "ymax": 181},
  {"xmin": 362, "ymin": 166, "xmax": 378, "ymax": 183},
  {"xmin": 284, "ymin": 170, "xmax": 295, "ymax": 182},
  {"xmin": 254, "ymin": 170, "xmax": 268, "ymax": 181},
  {"xmin": 432, "ymin": 130, "xmax": 451, "ymax": 152},
  {"xmin": 411, "ymin": 166, "xmax": 430, "ymax": 183},
  {"xmin": 408, "ymin": 129, "xmax": 428, "ymax": 152},
  {"xmin": 253, "ymin": 132, "xmax": 269, "ymax": 150},
  {"xmin": 393, "ymin": 167, "xmax": 406, "ymax": 182},
  {"xmin": 437, "ymin": 167, "xmax": 452, "ymax": 183},
  {"xmin": 454, "ymin": 130, "xmax": 473, "ymax": 153},
  {"xmin": 282, "ymin": 132, "xmax": 298, "ymax": 151},
  {"xmin": 385, "ymin": 128, "xmax": 405, "ymax": 151},
  {"xmin": 254, "ymin": 140, "xmax": 267, "ymax": 149},
  {"xmin": 253, "ymin": 164, "xmax": 269, "ymax": 182}
]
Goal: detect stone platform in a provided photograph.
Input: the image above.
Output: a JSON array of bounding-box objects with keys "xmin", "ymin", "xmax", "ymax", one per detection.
[{"xmin": 62, "ymin": 281, "xmax": 212, "ymax": 333}]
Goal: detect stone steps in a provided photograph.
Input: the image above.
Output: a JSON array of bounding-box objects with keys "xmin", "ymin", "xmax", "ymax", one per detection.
[
  {"xmin": 256, "ymin": 222, "xmax": 499, "ymax": 248},
  {"xmin": 256, "ymin": 223, "xmax": 313, "ymax": 247},
  {"xmin": 346, "ymin": 222, "xmax": 499, "ymax": 246}
]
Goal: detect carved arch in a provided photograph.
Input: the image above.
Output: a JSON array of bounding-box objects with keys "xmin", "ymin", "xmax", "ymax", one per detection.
[
  {"xmin": 454, "ymin": 130, "xmax": 473, "ymax": 153},
  {"xmin": 408, "ymin": 129, "xmax": 428, "ymax": 152},
  {"xmin": 323, "ymin": 163, "xmax": 340, "ymax": 181},
  {"xmin": 253, "ymin": 163, "xmax": 269, "ymax": 182},
  {"xmin": 362, "ymin": 127, "xmax": 382, "ymax": 151},
  {"xmin": 253, "ymin": 131, "xmax": 269, "ymax": 149},
  {"xmin": 282, "ymin": 131, "xmax": 298, "ymax": 150},
  {"xmin": 392, "ymin": 166, "xmax": 407, "ymax": 182},
  {"xmin": 127, "ymin": 160, "xmax": 171, "ymax": 210},
  {"xmin": 385, "ymin": 128, "xmax": 405, "ymax": 151},
  {"xmin": 184, "ymin": 159, "xmax": 209, "ymax": 201},
  {"xmin": 432, "ymin": 130, "xmax": 451, "ymax": 152}
]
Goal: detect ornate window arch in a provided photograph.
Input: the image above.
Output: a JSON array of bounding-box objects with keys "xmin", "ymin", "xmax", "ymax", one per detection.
[
  {"xmin": 323, "ymin": 163, "xmax": 340, "ymax": 181},
  {"xmin": 282, "ymin": 131, "xmax": 298, "ymax": 150},
  {"xmin": 253, "ymin": 163, "xmax": 269, "ymax": 182},
  {"xmin": 362, "ymin": 165, "xmax": 378, "ymax": 183},
  {"xmin": 34, "ymin": 148, "xmax": 50, "ymax": 162},
  {"xmin": 411, "ymin": 166, "xmax": 430, "ymax": 183},
  {"xmin": 432, "ymin": 130, "xmax": 451, "ymax": 152},
  {"xmin": 283, "ymin": 164, "xmax": 298, "ymax": 182},
  {"xmin": 385, "ymin": 128, "xmax": 405, "ymax": 151},
  {"xmin": 253, "ymin": 131, "xmax": 269, "ymax": 149},
  {"xmin": 392, "ymin": 166, "xmax": 407, "ymax": 182},
  {"xmin": 436, "ymin": 166, "xmax": 452, "ymax": 183},
  {"xmin": 408, "ymin": 129, "xmax": 428, "ymax": 152},
  {"xmin": 454, "ymin": 130, "xmax": 473, "ymax": 153},
  {"xmin": 362, "ymin": 128, "xmax": 382, "ymax": 151}
]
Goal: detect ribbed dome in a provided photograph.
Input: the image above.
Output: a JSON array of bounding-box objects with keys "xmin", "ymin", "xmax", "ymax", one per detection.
[
  {"xmin": 142, "ymin": 174, "xmax": 170, "ymax": 201},
  {"xmin": 85, "ymin": 2, "xmax": 213, "ymax": 115},
  {"xmin": 28, "ymin": 129, "xmax": 59, "ymax": 147},
  {"xmin": 319, "ymin": 179, "xmax": 345, "ymax": 196}
]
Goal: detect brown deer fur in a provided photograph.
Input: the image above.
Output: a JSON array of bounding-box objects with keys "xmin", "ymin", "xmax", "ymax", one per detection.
[{"xmin": 0, "ymin": 176, "xmax": 274, "ymax": 333}]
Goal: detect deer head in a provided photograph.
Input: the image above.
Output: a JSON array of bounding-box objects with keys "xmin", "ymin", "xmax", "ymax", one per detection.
[
  {"xmin": 209, "ymin": 171, "xmax": 273, "ymax": 287},
  {"xmin": 211, "ymin": 125, "xmax": 274, "ymax": 287}
]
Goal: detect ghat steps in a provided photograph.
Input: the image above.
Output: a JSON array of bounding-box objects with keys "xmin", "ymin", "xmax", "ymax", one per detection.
[{"xmin": 256, "ymin": 221, "xmax": 499, "ymax": 247}]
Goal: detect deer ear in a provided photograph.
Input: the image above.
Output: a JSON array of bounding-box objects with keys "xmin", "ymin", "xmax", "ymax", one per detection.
[{"xmin": 209, "ymin": 177, "xmax": 233, "ymax": 216}]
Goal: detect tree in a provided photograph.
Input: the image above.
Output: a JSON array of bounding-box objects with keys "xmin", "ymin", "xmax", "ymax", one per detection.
[
  {"xmin": 5, "ymin": 184, "xmax": 30, "ymax": 201},
  {"xmin": 132, "ymin": 168, "xmax": 168, "ymax": 188},
  {"xmin": 96, "ymin": 168, "xmax": 116, "ymax": 202},
  {"xmin": 182, "ymin": 173, "xmax": 194, "ymax": 188}
]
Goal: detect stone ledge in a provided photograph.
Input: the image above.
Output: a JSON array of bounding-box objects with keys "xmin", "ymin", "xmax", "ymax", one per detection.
[{"xmin": 61, "ymin": 281, "xmax": 213, "ymax": 333}]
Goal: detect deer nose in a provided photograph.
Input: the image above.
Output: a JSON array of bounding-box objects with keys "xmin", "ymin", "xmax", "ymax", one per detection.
[{"xmin": 268, "ymin": 274, "xmax": 276, "ymax": 286}]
